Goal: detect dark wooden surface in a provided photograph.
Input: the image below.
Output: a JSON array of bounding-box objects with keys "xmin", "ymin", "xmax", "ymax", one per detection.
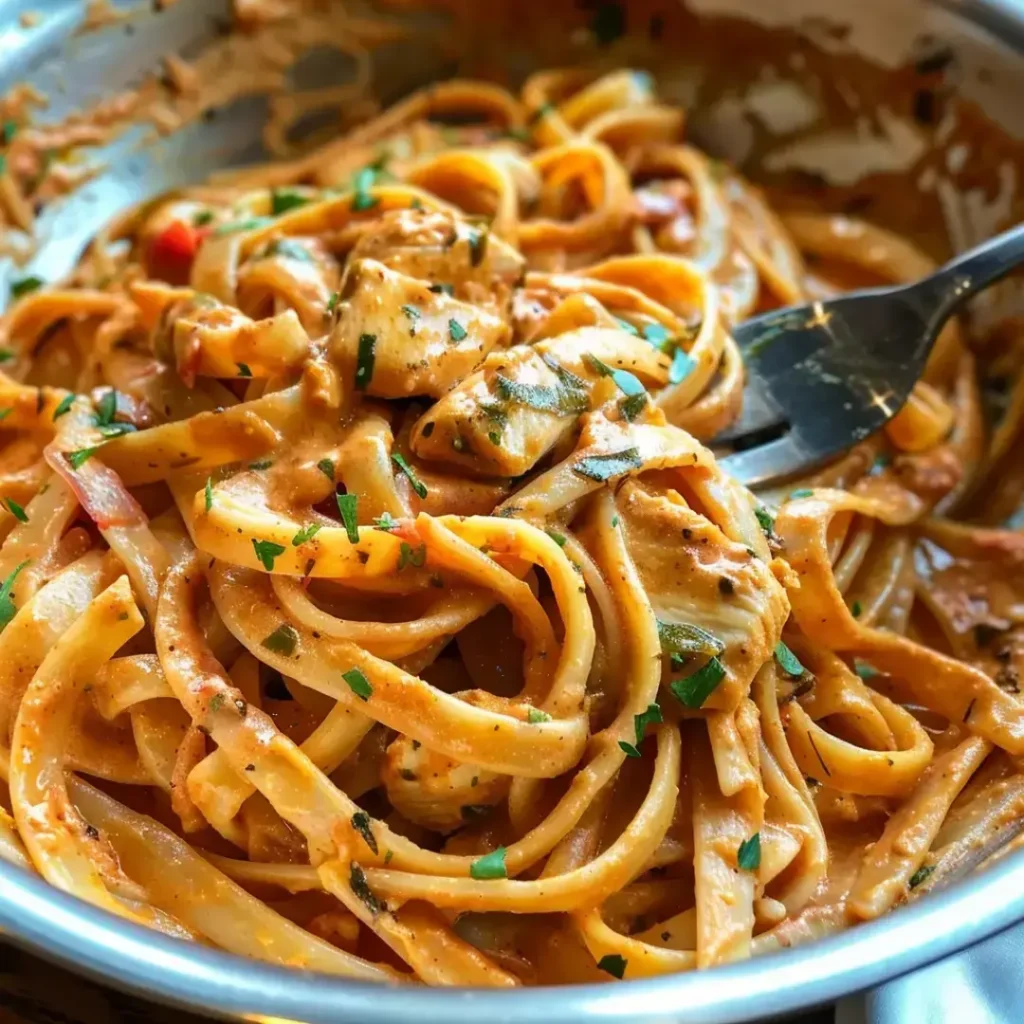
[{"xmin": 0, "ymin": 945, "xmax": 839, "ymax": 1022}]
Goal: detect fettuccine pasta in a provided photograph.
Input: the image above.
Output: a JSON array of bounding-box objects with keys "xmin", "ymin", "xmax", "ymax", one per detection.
[{"xmin": 1, "ymin": 58, "xmax": 1022, "ymax": 988}]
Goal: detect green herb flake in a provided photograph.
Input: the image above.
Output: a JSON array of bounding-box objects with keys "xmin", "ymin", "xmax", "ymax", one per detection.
[
  {"xmin": 325, "ymin": 292, "xmax": 340, "ymax": 317},
  {"xmin": 94, "ymin": 390, "xmax": 117, "ymax": 427},
  {"xmin": 355, "ymin": 333, "xmax": 376, "ymax": 391},
  {"xmin": 527, "ymin": 708, "xmax": 551, "ymax": 723},
  {"xmin": 668, "ymin": 348, "xmax": 695, "ymax": 385},
  {"xmin": 0, "ymin": 560, "xmax": 29, "ymax": 632},
  {"xmin": 204, "ymin": 477, "xmax": 213, "ymax": 512},
  {"xmin": 373, "ymin": 511, "xmax": 398, "ymax": 532},
  {"xmin": 469, "ymin": 846, "xmax": 507, "ymax": 880},
  {"xmin": 317, "ymin": 457, "xmax": 335, "ymax": 481},
  {"xmin": 754, "ymin": 505, "xmax": 775, "ymax": 538},
  {"xmin": 467, "ymin": 226, "xmax": 488, "ymax": 267},
  {"xmin": 384, "ymin": 849, "xmax": 393, "ymax": 864},
  {"xmin": 265, "ymin": 238, "xmax": 313, "ymax": 263},
  {"xmin": 545, "ymin": 528, "xmax": 567, "ymax": 547},
  {"xmin": 192, "ymin": 209, "xmax": 214, "ymax": 226},
  {"xmin": 292, "ymin": 522, "xmax": 322, "ymax": 546},
  {"xmin": 351, "ymin": 811, "xmax": 378, "ymax": 855},
  {"xmin": 851, "ymin": 600, "xmax": 863, "ymax": 619},
  {"xmin": 737, "ymin": 833, "xmax": 761, "ymax": 872},
  {"xmin": 670, "ymin": 656, "xmax": 726, "ymax": 709},
  {"xmin": 0, "ymin": 408, "xmax": 11, "ymax": 422},
  {"xmin": 350, "ymin": 862, "xmax": 384, "ymax": 914},
  {"xmin": 487, "ymin": 430, "xmax": 501, "ymax": 446},
  {"xmin": 2, "ymin": 121, "xmax": 16, "ymax": 144},
  {"xmin": 4, "ymin": 497, "xmax": 27, "ymax": 523},
  {"xmin": 401, "ymin": 304, "xmax": 421, "ymax": 321},
  {"xmin": 619, "ymin": 391, "xmax": 648, "ymax": 421},
  {"xmin": 271, "ymin": 188, "xmax": 310, "ymax": 215},
  {"xmin": 0, "ymin": 350, "xmax": 13, "ymax": 364},
  {"xmin": 252, "ymin": 538, "xmax": 286, "ymax": 571},
  {"xmin": 213, "ymin": 217, "xmax": 272, "ymax": 237},
  {"xmin": 448, "ymin": 318, "xmax": 468, "ymax": 343},
  {"xmin": 774, "ymin": 641, "xmax": 806, "ymax": 679},
  {"xmin": 10, "ymin": 276, "xmax": 43, "ymax": 300},
  {"xmin": 208, "ymin": 692, "xmax": 226, "ymax": 713},
  {"xmin": 615, "ymin": 316, "xmax": 639, "ymax": 336},
  {"xmin": 789, "ymin": 488, "xmax": 813, "ymax": 499},
  {"xmin": 528, "ymin": 102, "xmax": 556, "ymax": 126},
  {"xmin": 429, "ymin": 283, "xmax": 455, "ymax": 296},
  {"xmin": 52, "ymin": 393, "xmax": 75, "ymax": 421},
  {"xmin": 597, "ymin": 953, "xmax": 627, "ymax": 979},
  {"xmin": 854, "ymin": 661, "xmax": 879, "ymax": 680},
  {"xmin": 611, "ymin": 514, "xmax": 619, "ymax": 527},
  {"xmin": 909, "ymin": 864, "xmax": 935, "ymax": 890},
  {"xmin": 351, "ymin": 166, "xmax": 380, "ymax": 212},
  {"xmin": 620, "ymin": 702, "xmax": 662, "ymax": 758},
  {"xmin": 657, "ymin": 620, "xmax": 725, "ymax": 658},
  {"xmin": 573, "ymin": 448, "xmax": 642, "ymax": 482},
  {"xmin": 397, "ymin": 541, "xmax": 427, "ymax": 570},
  {"xmin": 249, "ymin": 459, "xmax": 273, "ymax": 471},
  {"xmin": 343, "ymin": 667, "xmax": 373, "ymax": 701},
  {"xmin": 236, "ymin": 362, "xmax": 253, "ymax": 378},
  {"xmin": 337, "ymin": 493, "xmax": 359, "ymax": 544},
  {"xmin": 642, "ymin": 323, "xmax": 670, "ymax": 347},
  {"xmin": 391, "ymin": 452, "xmax": 428, "ymax": 499},
  {"xmin": 495, "ymin": 372, "xmax": 588, "ymax": 416},
  {"xmin": 66, "ymin": 446, "xmax": 101, "ymax": 471},
  {"xmin": 262, "ymin": 623, "xmax": 298, "ymax": 656}
]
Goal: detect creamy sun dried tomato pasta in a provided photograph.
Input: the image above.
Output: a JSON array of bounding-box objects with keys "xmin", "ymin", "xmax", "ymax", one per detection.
[{"xmin": 0, "ymin": 64, "xmax": 1022, "ymax": 987}]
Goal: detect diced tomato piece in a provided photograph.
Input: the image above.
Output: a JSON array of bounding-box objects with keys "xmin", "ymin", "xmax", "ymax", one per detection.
[{"xmin": 147, "ymin": 220, "xmax": 205, "ymax": 284}]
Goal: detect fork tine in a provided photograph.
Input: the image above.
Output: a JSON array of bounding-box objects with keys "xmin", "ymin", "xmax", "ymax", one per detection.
[
  {"xmin": 713, "ymin": 369, "xmax": 786, "ymax": 445},
  {"xmin": 717, "ymin": 432, "xmax": 815, "ymax": 489}
]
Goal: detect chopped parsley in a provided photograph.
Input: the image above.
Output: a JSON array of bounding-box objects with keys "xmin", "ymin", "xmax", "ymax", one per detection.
[
  {"xmin": 469, "ymin": 846, "xmax": 507, "ymax": 880},
  {"xmin": 527, "ymin": 708, "xmax": 551, "ymax": 723},
  {"xmin": 495, "ymin": 372, "xmax": 588, "ymax": 416},
  {"xmin": 909, "ymin": 864, "xmax": 935, "ymax": 890},
  {"xmin": 52, "ymin": 393, "xmax": 75, "ymax": 420},
  {"xmin": 350, "ymin": 863, "xmax": 384, "ymax": 914},
  {"xmin": 851, "ymin": 600, "xmax": 862, "ymax": 619},
  {"xmin": 398, "ymin": 542, "xmax": 427, "ymax": 570},
  {"xmin": 236, "ymin": 362, "xmax": 253, "ymax": 378},
  {"xmin": 774, "ymin": 641, "xmax": 806, "ymax": 678},
  {"xmin": 615, "ymin": 317, "xmax": 639, "ymax": 336},
  {"xmin": 355, "ymin": 332, "xmax": 376, "ymax": 390},
  {"xmin": 249, "ymin": 459, "xmax": 273, "ymax": 471},
  {"xmin": 789, "ymin": 488, "xmax": 813, "ymax": 499},
  {"xmin": 448, "ymin": 318, "xmax": 468, "ymax": 343},
  {"xmin": 573, "ymin": 448, "xmax": 642, "ymax": 482},
  {"xmin": 264, "ymin": 238, "xmax": 313, "ymax": 263},
  {"xmin": 670, "ymin": 656, "xmax": 726, "ymax": 708},
  {"xmin": 642, "ymin": 323, "xmax": 670, "ymax": 347},
  {"xmin": 317, "ymin": 457, "xmax": 335, "ymax": 481},
  {"xmin": 619, "ymin": 702, "xmax": 662, "ymax": 758},
  {"xmin": 343, "ymin": 667, "xmax": 373, "ymax": 701},
  {"xmin": 391, "ymin": 453, "xmax": 428, "ymax": 499},
  {"xmin": 262, "ymin": 623, "xmax": 298, "ymax": 656},
  {"xmin": 351, "ymin": 811, "xmax": 378, "ymax": 855},
  {"xmin": 545, "ymin": 528, "xmax": 567, "ymax": 547},
  {"xmin": 350, "ymin": 166, "xmax": 380, "ymax": 212},
  {"xmin": 2, "ymin": 121, "xmax": 16, "ymax": 144},
  {"xmin": 213, "ymin": 216, "xmax": 272, "ymax": 236},
  {"xmin": 597, "ymin": 953, "xmax": 627, "ymax": 979},
  {"xmin": 401, "ymin": 304, "xmax": 421, "ymax": 321},
  {"xmin": 325, "ymin": 292, "xmax": 340, "ymax": 317},
  {"xmin": 271, "ymin": 188, "xmax": 310, "ymax": 215},
  {"xmin": 0, "ymin": 560, "xmax": 29, "ymax": 632},
  {"xmin": 737, "ymin": 833, "xmax": 761, "ymax": 872},
  {"xmin": 65, "ymin": 446, "xmax": 101, "ymax": 471},
  {"xmin": 0, "ymin": 350, "xmax": 13, "ymax": 364},
  {"xmin": 373, "ymin": 511, "xmax": 398, "ymax": 532},
  {"xmin": 204, "ymin": 477, "xmax": 213, "ymax": 512},
  {"xmin": 429, "ymin": 283, "xmax": 455, "ymax": 296},
  {"xmin": 854, "ymin": 661, "xmax": 879, "ymax": 680},
  {"xmin": 252, "ymin": 538, "xmax": 286, "ymax": 571},
  {"xmin": 292, "ymin": 522, "xmax": 322, "ymax": 546},
  {"xmin": 528, "ymin": 102, "xmax": 556, "ymax": 126},
  {"xmin": 89, "ymin": 391, "xmax": 115, "ymax": 426},
  {"xmin": 10, "ymin": 276, "xmax": 43, "ymax": 300},
  {"xmin": 754, "ymin": 505, "xmax": 775, "ymax": 538},
  {"xmin": 668, "ymin": 348, "xmax": 695, "ymax": 385},
  {"xmin": 619, "ymin": 391, "xmax": 648, "ymax": 422},
  {"xmin": 467, "ymin": 226, "xmax": 488, "ymax": 267},
  {"xmin": 658, "ymin": 620, "xmax": 725, "ymax": 658},
  {"xmin": 192, "ymin": 209, "xmax": 214, "ymax": 226},
  {"xmin": 337, "ymin": 493, "xmax": 359, "ymax": 543},
  {"xmin": 4, "ymin": 498, "xmax": 27, "ymax": 523}
]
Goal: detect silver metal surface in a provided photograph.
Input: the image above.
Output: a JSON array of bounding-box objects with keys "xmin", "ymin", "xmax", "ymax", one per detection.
[
  {"xmin": 2, "ymin": 0, "xmax": 1024, "ymax": 1021},
  {"xmin": 721, "ymin": 221, "xmax": 1024, "ymax": 486}
]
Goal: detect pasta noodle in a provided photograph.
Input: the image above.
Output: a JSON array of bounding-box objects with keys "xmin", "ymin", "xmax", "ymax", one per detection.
[{"xmin": 2, "ymin": 54, "xmax": 1024, "ymax": 989}]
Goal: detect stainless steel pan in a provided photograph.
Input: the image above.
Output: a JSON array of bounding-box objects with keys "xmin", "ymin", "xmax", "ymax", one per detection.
[{"xmin": 2, "ymin": 0, "xmax": 1024, "ymax": 1019}]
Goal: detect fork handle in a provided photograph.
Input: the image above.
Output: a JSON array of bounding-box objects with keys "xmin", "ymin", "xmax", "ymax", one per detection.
[{"xmin": 919, "ymin": 220, "xmax": 1024, "ymax": 318}]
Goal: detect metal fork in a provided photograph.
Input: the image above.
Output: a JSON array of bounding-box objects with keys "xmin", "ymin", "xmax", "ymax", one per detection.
[{"xmin": 718, "ymin": 221, "xmax": 1024, "ymax": 487}]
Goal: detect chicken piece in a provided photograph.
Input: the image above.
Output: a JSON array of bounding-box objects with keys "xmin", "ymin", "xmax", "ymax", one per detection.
[
  {"xmin": 383, "ymin": 693, "xmax": 511, "ymax": 832},
  {"xmin": 617, "ymin": 480, "xmax": 790, "ymax": 712},
  {"xmin": 331, "ymin": 258, "xmax": 510, "ymax": 398},
  {"xmin": 411, "ymin": 326, "xmax": 669, "ymax": 477},
  {"xmin": 347, "ymin": 206, "xmax": 525, "ymax": 299}
]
